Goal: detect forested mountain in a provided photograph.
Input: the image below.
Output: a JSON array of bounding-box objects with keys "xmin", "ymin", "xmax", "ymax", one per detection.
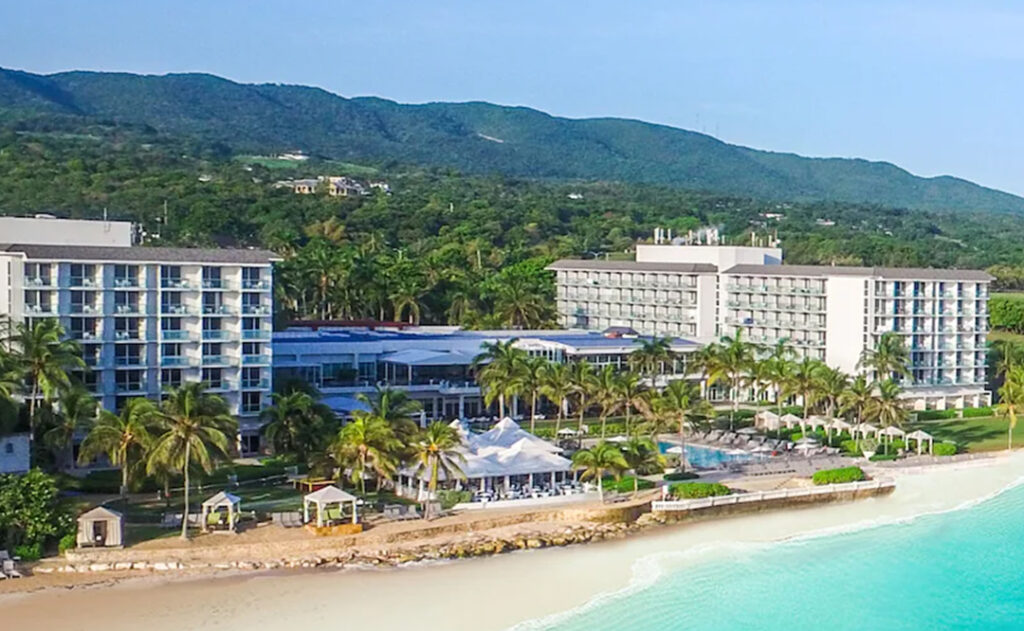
[{"xmin": 2, "ymin": 66, "xmax": 1023, "ymax": 215}]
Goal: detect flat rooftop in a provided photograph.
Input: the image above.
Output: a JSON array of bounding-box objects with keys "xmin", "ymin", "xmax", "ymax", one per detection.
[
  {"xmin": 0, "ymin": 244, "xmax": 281, "ymax": 264},
  {"xmin": 722, "ymin": 264, "xmax": 992, "ymax": 282},
  {"xmin": 547, "ymin": 260, "xmax": 718, "ymax": 273}
]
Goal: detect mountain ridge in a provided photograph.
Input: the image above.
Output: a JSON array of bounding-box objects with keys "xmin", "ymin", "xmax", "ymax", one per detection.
[{"xmin": 1, "ymin": 66, "xmax": 1021, "ymax": 214}]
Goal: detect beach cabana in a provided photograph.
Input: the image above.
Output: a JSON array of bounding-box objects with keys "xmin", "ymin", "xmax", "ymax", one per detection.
[
  {"xmin": 906, "ymin": 429, "xmax": 935, "ymax": 455},
  {"xmin": 754, "ymin": 410, "xmax": 780, "ymax": 431},
  {"xmin": 201, "ymin": 491, "xmax": 241, "ymax": 532},
  {"xmin": 853, "ymin": 423, "xmax": 879, "ymax": 439},
  {"xmin": 76, "ymin": 506, "xmax": 124, "ymax": 548},
  {"xmin": 304, "ymin": 485, "xmax": 358, "ymax": 526},
  {"xmin": 827, "ymin": 419, "xmax": 853, "ymax": 444},
  {"xmin": 781, "ymin": 413, "xmax": 803, "ymax": 429},
  {"xmin": 806, "ymin": 415, "xmax": 829, "ymax": 431}
]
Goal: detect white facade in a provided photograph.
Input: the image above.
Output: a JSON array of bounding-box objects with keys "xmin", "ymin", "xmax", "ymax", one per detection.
[
  {"xmin": 551, "ymin": 244, "xmax": 993, "ymax": 410},
  {"xmin": 0, "ymin": 219, "xmax": 279, "ymax": 454},
  {"xmin": 0, "ymin": 216, "xmax": 134, "ymax": 247}
]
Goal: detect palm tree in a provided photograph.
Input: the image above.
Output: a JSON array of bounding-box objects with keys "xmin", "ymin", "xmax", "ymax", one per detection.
[
  {"xmin": 571, "ymin": 442, "xmax": 628, "ymax": 502},
  {"xmin": 332, "ymin": 412, "xmax": 401, "ymax": 494},
  {"xmin": 628, "ymin": 337, "xmax": 674, "ymax": 380},
  {"xmin": 43, "ymin": 387, "xmax": 96, "ymax": 468},
  {"xmin": 473, "ymin": 340, "xmax": 526, "ymax": 419},
  {"xmin": 493, "ymin": 275, "xmax": 550, "ymax": 329},
  {"xmin": 261, "ymin": 391, "xmax": 331, "ymax": 461},
  {"xmin": 514, "ymin": 355, "xmax": 548, "ymax": 433},
  {"xmin": 997, "ymin": 366, "xmax": 1024, "ymax": 451},
  {"xmin": 653, "ymin": 380, "xmax": 712, "ymax": 472},
  {"xmin": 78, "ymin": 398, "xmax": 159, "ymax": 495},
  {"xmin": 859, "ymin": 332, "xmax": 910, "ymax": 383},
  {"xmin": 8, "ymin": 319, "xmax": 85, "ymax": 440},
  {"xmin": 541, "ymin": 362, "xmax": 572, "ymax": 436},
  {"xmin": 765, "ymin": 356, "xmax": 795, "ymax": 418},
  {"xmin": 866, "ymin": 379, "xmax": 908, "ymax": 453},
  {"xmin": 410, "ymin": 422, "xmax": 466, "ymax": 518},
  {"xmin": 706, "ymin": 330, "xmax": 756, "ymax": 429},
  {"xmin": 616, "ymin": 371, "xmax": 647, "ymax": 436},
  {"xmin": 568, "ymin": 361, "xmax": 597, "ymax": 434},
  {"xmin": 147, "ymin": 383, "xmax": 237, "ymax": 539},
  {"xmin": 356, "ymin": 385, "xmax": 422, "ymax": 440},
  {"xmin": 593, "ymin": 365, "xmax": 623, "ymax": 438},
  {"xmin": 619, "ymin": 436, "xmax": 665, "ymax": 494},
  {"xmin": 789, "ymin": 358, "xmax": 826, "ymax": 423},
  {"xmin": 840, "ymin": 374, "xmax": 874, "ymax": 449},
  {"xmin": 816, "ymin": 366, "xmax": 850, "ymax": 421}
]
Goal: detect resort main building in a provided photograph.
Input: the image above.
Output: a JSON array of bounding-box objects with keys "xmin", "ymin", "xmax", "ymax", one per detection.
[
  {"xmin": 550, "ymin": 240, "xmax": 992, "ymax": 410},
  {"xmin": 0, "ymin": 216, "xmax": 279, "ymax": 454}
]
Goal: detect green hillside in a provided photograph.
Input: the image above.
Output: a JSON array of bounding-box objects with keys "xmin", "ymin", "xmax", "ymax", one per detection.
[{"xmin": 2, "ymin": 67, "xmax": 1022, "ymax": 214}]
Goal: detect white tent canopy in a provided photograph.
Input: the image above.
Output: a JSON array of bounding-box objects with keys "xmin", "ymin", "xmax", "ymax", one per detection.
[
  {"xmin": 477, "ymin": 418, "xmax": 561, "ymax": 453},
  {"xmin": 906, "ymin": 429, "xmax": 935, "ymax": 455},
  {"xmin": 853, "ymin": 423, "xmax": 879, "ymax": 438},
  {"xmin": 781, "ymin": 413, "xmax": 803, "ymax": 428},
  {"xmin": 77, "ymin": 506, "xmax": 124, "ymax": 548},
  {"xmin": 878, "ymin": 426, "xmax": 906, "ymax": 438},
  {"xmin": 806, "ymin": 415, "xmax": 829, "ymax": 430},
  {"xmin": 754, "ymin": 410, "xmax": 781, "ymax": 430},
  {"xmin": 201, "ymin": 491, "xmax": 241, "ymax": 532},
  {"xmin": 303, "ymin": 485, "xmax": 358, "ymax": 526}
]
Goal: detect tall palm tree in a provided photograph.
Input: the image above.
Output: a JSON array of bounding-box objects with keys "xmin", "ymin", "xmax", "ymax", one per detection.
[
  {"xmin": 859, "ymin": 332, "xmax": 911, "ymax": 383},
  {"xmin": 356, "ymin": 385, "xmax": 422, "ymax": 439},
  {"xmin": 593, "ymin": 365, "xmax": 623, "ymax": 438},
  {"xmin": 616, "ymin": 371, "xmax": 646, "ymax": 436},
  {"xmin": 839, "ymin": 374, "xmax": 874, "ymax": 450},
  {"xmin": 541, "ymin": 362, "xmax": 572, "ymax": 436},
  {"xmin": 765, "ymin": 356, "xmax": 795, "ymax": 418},
  {"xmin": 619, "ymin": 436, "xmax": 665, "ymax": 494},
  {"xmin": 866, "ymin": 379, "xmax": 908, "ymax": 453},
  {"xmin": 997, "ymin": 365, "xmax": 1024, "ymax": 451},
  {"xmin": 571, "ymin": 442, "xmax": 628, "ymax": 502},
  {"xmin": 568, "ymin": 361, "xmax": 597, "ymax": 434},
  {"xmin": 816, "ymin": 366, "xmax": 850, "ymax": 420},
  {"xmin": 473, "ymin": 340, "xmax": 526, "ymax": 419},
  {"xmin": 653, "ymin": 380, "xmax": 713, "ymax": 472},
  {"xmin": 628, "ymin": 337, "xmax": 674, "ymax": 380},
  {"xmin": 410, "ymin": 421, "xmax": 466, "ymax": 518},
  {"xmin": 261, "ymin": 390, "xmax": 331, "ymax": 461},
  {"xmin": 789, "ymin": 358, "xmax": 826, "ymax": 422},
  {"xmin": 78, "ymin": 398, "xmax": 159, "ymax": 496},
  {"xmin": 706, "ymin": 330, "xmax": 756, "ymax": 429},
  {"xmin": 8, "ymin": 319, "xmax": 85, "ymax": 440},
  {"xmin": 493, "ymin": 275, "xmax": 550, "ymax": 329},
  {"xmin": 332, "ymin": 412, "xmax": 401, "ymax": 494},
  {"xmin": 513, "ymin": 355, "xmax": 548, "ymax": 433},
  {"xmin": 43, "ymin": 387, "xmax": 96, "ymax": 468},
  {"xmin": 146, "ymin": 383, "xmax": 237, "ymax": 539}
]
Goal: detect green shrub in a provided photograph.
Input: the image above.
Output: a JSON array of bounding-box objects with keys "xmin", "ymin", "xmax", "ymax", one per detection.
[
  {"xmin": 916, "ymin": 409, "xmax": 958, "ymax": 421},
  {"xmin": 669, "ymin": 482, "xmax": 731, "ymax": 499},
  {"xmin": 790, "ymin": 432, "xmax": 803, "ymax": 442},
  {"xmin": 436, "ymin": 490, "xmax": 472, "ymax": 509},
  {"xmin": 839, "ymin": 439, "xmax": 862, "ymax": 456},
  {"xmin": 811, "ymin": 466, "xmax": 866, "ymax": 485},
  {"xmin": 13, "ymin": 543, "xmax": 42, "ymax": 562},
  {"xmin": 602, "ymin": 476, "xmax": 655, "ymax": 493},
  {"xmin": 963, "ymin": 406, "xmax": 994, "ymax": 418},
  {"xmin": 933, "ymin": 443, "xmax": 958, "ymax": 456},
  {"xmin": 869, "ymin": 453, "xmax": 898, "ymax": 462},
  {"xmin": 58, "ymin": 533, "xmax": 76, "ymax": 554},
  {"xmin": 663, "ymin": 471, "xmax": 699, "ymax": 482}
]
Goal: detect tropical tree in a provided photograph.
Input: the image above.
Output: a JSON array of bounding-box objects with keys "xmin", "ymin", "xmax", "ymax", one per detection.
[
  {"xmin": 568, "ymin": 361, "xmax": 596, "ymax": 434},
  {"xmin": 593, "ymin": 365, "xmax": 624, "ymax": 438},
  {"xmin": 619, "ymin": 436, "xmax": 665, "ymax": 494},
  {"xmin": 859, "ymin": 332, "xmax": 910, "ymax": 383},
  {"xmin": 146, "ymin": 383, "xmax": 237, "ymax": 539},
  {"xmin": 410, "ymin": 421, "xmax": 466, "ymax": 518},
  {"xmin": 473, "ymin": 340, "xmax": 526, "ymax": 419},
  {"xmin": 332, "ymin": 412, "xmax": 401, "ymax": 494},
  {"xmin": 997, "ymin": 365, "xmax": 1024, "ymax": 451},
  {"xmin": 514, "ymin": 355, "xmax": 548, "ymax": 433},
  {"xmin": 616, "ymin": 371, "xmax": 647, "ymax": 435},
  {"xmin": 78, "ymin": 397, "xmax": 159, "ymax": 495},
  {"xmin": 866, "ymin": 379, "xmax": 908, "ymax": 453},
  {"xmin": 706, "ymin": 330, "xmax": 756, "ymax": 429},
  {"xmin": 839, "ymin": 374, "xmax": 874, "ymax": 448},
  {"xmin": 7, "ymin": 319, "xmax": 85, "ymax": 439},
  {"xmin": 571, "ymin": 442, "xmax": 628, "ymax": 502},
  {"xmin": 789, "ymin": 358, "xmax": 826, "ymax": 422},
  {"xmin": 261, "ymin": 390, "xmax": 332, "ymax": 461},
  {"xmin": 816, "ymin": 366, "xmax": 850, "ymax": 420},
  {"xmin": 42, "ymin": 387, "xmax": 96, "ymax": 467},
  {"xmin": 652, "ymin": 380, "xmax": 713, "ymax": 472},
  {"xmin": 764, "ymin": 356, "xmax": 795, "ymax": 418},
  {"xmin": 357, "ymin": 385, "xmax": 422, "ymax": 440},
  {"xmin": 628, "ymin": 337, "xmax": 674, "ymax": 380},
  {"xmin": 540, "ymin": 362, "xmax": 572, "ymax": 436}
]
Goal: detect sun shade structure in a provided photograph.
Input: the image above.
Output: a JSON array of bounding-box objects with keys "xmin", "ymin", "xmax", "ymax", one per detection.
[
  {"xmin": 477, "ymin": 418, "xmax": 562, "ymax": 452},
  {"xmin": 754, "ymin": 410, "xmax": 780, "ymax": 430},
  {"xmin": 781, "ymin": 413, "xmax": 803, "ymax": 429},
  {"xmin": 303, "ymin": 485, "xmax": 359, "ymax": 526},
  {"xmin": 76, "ymin": 506, "xmax": 124, "ymax": 548},
  {"xmin": 853, "ymin": 423, "xmax": 880, "ymax": 439},
  {"xmin": 201, "ymin": 491, "xmax": 241, "ymax": 532},
  {"xmin": 906, "ymin": 429, "xmax": 935, "ymax": 455}
]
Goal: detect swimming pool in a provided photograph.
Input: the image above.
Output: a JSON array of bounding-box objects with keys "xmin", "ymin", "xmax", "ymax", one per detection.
[{"xmin": 658, "ymin": 442, "xmax": 756, "ymax": 469}]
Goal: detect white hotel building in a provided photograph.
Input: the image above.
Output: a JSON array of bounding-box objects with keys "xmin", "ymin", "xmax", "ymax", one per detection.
[
  {"xmin": 0, "ymin": 216, "xmax": 279, "ymax": 453},
  {"xmin": 551, "ymin": 243, "xmax": 992, "ymax": 410}
]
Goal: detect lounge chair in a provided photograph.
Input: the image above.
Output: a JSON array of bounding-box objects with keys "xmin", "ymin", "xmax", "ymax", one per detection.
[
  {"xmin": 323, "ymin": 506, "xmax": 344, "ymax": 525},
  {"xmin": 2, "ymin": 560, "xmax": 22, "ymax": 579}
]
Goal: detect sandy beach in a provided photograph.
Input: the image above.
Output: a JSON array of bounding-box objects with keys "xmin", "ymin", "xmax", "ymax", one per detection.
[{"xmin": 2, "ymin": 452, "xmax": 1023, "ymax": 631}]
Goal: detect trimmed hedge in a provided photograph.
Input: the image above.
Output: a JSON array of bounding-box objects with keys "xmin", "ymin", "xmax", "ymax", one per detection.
[
  {"xmin": 839, "ymin": 439, "xmax": 861, "ymax": 456},
  {"xmin": 916, "ymin": 409, "xmax": 958, "ymax": 421},
  {"xmin": 603, "ymin": 476, "xmax": 655, "ymax": 492},
  {"xmin": 869, "ymin": 453, "xmax": 898, "ymax": 462},
  {"xmin": 934, "ymin": 443, "xmax": 958, "ymax": 456},
  {"xmin": 663, "ymin": 471, "xmax": 700, "ymax": 482},
  {"xmin": 963, "ymin": 406, "xmax": 994, "ymax": 418},
  {"xmin": 669, "ymin": 482, "xmax": 731, "ymax": 499},
  {"xmin": 811, "ymin": 466, "xmax": 866, "ymax": 485}
]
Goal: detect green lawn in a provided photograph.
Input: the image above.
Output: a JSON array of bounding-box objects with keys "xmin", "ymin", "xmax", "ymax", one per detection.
[{"xmin": 912, "ymin": 416, "xmax": 1018, "ymax": 452}]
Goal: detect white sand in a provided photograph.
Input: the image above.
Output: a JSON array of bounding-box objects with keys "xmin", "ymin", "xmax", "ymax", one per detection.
[{"xmin": 4, "ymin": 453, "xmax": 1024, "ymax": 631}]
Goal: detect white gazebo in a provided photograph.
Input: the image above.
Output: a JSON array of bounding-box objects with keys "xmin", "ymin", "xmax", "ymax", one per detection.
[
  {"xmin": 201, "ymin": 491, "xmax": 241, "ymax": 532},
  {"xmin": 906, "ymin": 429, "xmax": 935, "ymax": 455},
  {"xmin": 806, "ymin": 415, "xmax": 829, "ymax": 431},
  {"xmin": 76, "ymin": 506, "xmax": 124, "ymax": 548},
  {"xmin": 853, "ymin": 423, "xmax": 879, "ymax": 440},
  {"xmin": 781, "ymin": 413, "xmax": 803, "ymax": 429},
  {"xmin": 827, "ymin": 418, "xmax": 853, "ymax": 443},
  {"xmin": 303, "ymin": 485, "xmax": 359, "ymax": 526},
  {"xmin": 754, "ymin": 410, "xmax": 781, "ymax": 431}
]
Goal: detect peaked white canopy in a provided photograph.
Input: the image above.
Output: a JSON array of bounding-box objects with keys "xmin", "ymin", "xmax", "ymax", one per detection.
[
  {"xmin": 829, "ymin": 419, "xmax": 853, "ymax": 431},
  {"xmin": 781, "ymin": 413, "xmax": 803, "ymax": 428},
  {"xmin": 878, "ymin": 426, "xmax": 906, "ymax": 437},
  {"xmin": 202, "ymin": 491, "xmax": 240, "ymax": 508},
  {"xmin": 478, "ymin": 418, "xmax": 561, "ymax": 453},
  {"xmin": 906, "ymin": 429, "xmax": 936, "ymax": 455},
  {"xmin": 201, "ymin": 491, "xmax": 242, "ymax": 532},
  {"xmin": 303, "ymin": 485, "xmax": 358, "ymax": 527}
]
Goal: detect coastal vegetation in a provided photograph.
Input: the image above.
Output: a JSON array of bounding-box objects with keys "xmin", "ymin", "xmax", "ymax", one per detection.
[
  {"xmin": 811, "ymin": 467, "xmax": 866, "ymax": 486},
  {"xmin": 668, "ymin": 482, "xmax": 731, "ymax": 499}
]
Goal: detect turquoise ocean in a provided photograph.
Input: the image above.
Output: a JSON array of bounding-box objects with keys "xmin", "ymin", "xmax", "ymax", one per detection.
[{"xmin": 530, "ymin": 480, "xmax": 1024, "ymax": 631}]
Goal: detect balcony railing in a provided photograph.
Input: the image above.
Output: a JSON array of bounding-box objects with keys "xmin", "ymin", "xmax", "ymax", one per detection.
[
  {"xmin": 115, "ymin": 356, "xmax": 146, "ymax": 367},
  {"xmin": 114, "ymin": 330, "xmax": 144, "ymax": 341},
  {"xmin": 206, "ymin": 380, "xmax": 238, "ymax": 392},
  {"xmin": 24, "ymin": 304, "xmax": 57, "ymax": 316},
  {"xmin": 242, "ymin": 329, "xmax": 271, "ymax": 340},
  {"xmin": 241, "ymin": 304, "xmax": 271, "ymax": 315},
  {"xmin": 70, "ymin": 304, "xmax": 101, "ymax": 315},
  {"xmin": 160, "ymin": 356, "xmax": 195, "ymax": 367},
  {"xmin": 202, "ymin": 355, "xmax": 232, "ymax": 365},
  {"xmin": 69, "ymin": 277, "xmax": 100, "ymax": 288},
  {"xmin": 161, "ymin": 279, "xmax": 192, "ymax": 289},
  {"xmin": 242, "ymin": 279, "xmax": 271, "ymax": 290},
  {"xmin": 24, "ymin": 277, "xmax": 56, "ymax": 288},
  {"xmin": 202, "ymin": 279, "xmax": 227, "ymax": 290},
  {"xmin": 161, "ymin": 304, "xmax": 194, "ymax": 315},
  {"xmin": 242, "ymin": 354, "xmax": 271, "ymax": 365},
  {"xmin": 115, "ymin": 382, "xmax": 147, "ymax": 394},
  {"xmin": 241, "ymin": 378, "xmax": 271, "ymax": 389},
  {"xmin": 72, "ymin": 330, "xmax": 101, "ymax": 341},
  {"xmin": 202, "ymin": 329, "xmax": 232, "ymax": 340},
  {"xmin": 160, "ymin": 330, "xmax": 190, "ymax": 340},
  {"xmin": 202, "ymin": 304, "xmax": 234, "ymax": 315},
  {"xmin": 114, "ymin": 304, "xmax": 144, "ymax": 315},
  {"xmin": 113, "ymin": 278, "xmax": 142, "ymax": 288}
]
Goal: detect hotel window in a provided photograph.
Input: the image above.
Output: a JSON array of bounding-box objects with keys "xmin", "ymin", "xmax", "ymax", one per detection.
[
  {"xmin": 113, "ymin": 264, "xmax": 139, "ymax": 287},
  {"xmin": 241, "ymin": 391, "xmax": 262, "ymax": 414},
  {"xmin": 160, "ymin": 266, "xmax": 183, "ymax": 288},
  {"xmin": 161, "ymin": 369, "xmax": 183, "ymax": 389},
  {"xmin": 202, "ymin": 266, "xmax": 223, "ymax": 289},
  {"xmin": 241, "ymin": 267, "xmax": 263, "ymax": 289},
  {"xmin": 202, "ymin": 368, "xmax": 223, "ymax": 388}
]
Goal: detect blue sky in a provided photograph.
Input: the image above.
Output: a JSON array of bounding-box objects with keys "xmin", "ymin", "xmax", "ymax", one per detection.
[{"xmin": 3, "ymin": 1, "xmax": 1024, "ymax": 194}]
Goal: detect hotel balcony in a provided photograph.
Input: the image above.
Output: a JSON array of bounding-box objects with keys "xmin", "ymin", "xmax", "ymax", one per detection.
[
  {"xmin": 202, "ymin": 304, "xmax": 235, "ymax": 316},
  {"xmin": 112, "ymin": 278, "xmax": 143, "ymax": 289},
  {"xmin": 241, "ymin": 378, "xmax": 271, "ymax": 390},
  {"xmin": 201, "ymin": 355, "xmax": 233, "ymax": 366},
  {"xmin": 114, "ymin": 304, "xmax": 146, "ymax": 316},
  {"xmin": 242, "ymin": 329, "xmax": 271, "ymax": 340},
  {"xmin": 114, "ymin": 356, "xmax": 147, "ymax": 367},
  {"xmin": 242, "ymin": 354, "xmax": 272, "ymax": 366},
  {"xmin": 206, "ymin": 380, "xmax": 238, "ymax": 393},
  {"xmin": 241, "ymin": 304, "xmax": 271, "ymax": 315},
  {"xmin": 241, "ymin": 279, "xmax": 272, "ymax": 291},
  {"xmin": 69, "ymin": 304, "xmax": 102, "ymax": 315},
  {"xmin": 114, "ymin": 381, "xmax": 148, "ymax": 395},
  {"xmin": 160, "ymin": 356, "xmax": 197, "ymax": 367},
  {"xmin": 202, "ymin": 329, "xmax": 234, "ymax": 341},
  {"xmin": 160, "ymin": 278, "xmax": 194, "ymax": 290},
  {"xmin": 114, "ymin": 330, "xmax": 148, "ymax": 342},
  {"xmin": 24, "ymin": 304, "xmax": 57, "ymax": 316},
  {"xmin": 201, "ymin": 279, "xmax": 231, "ymax": 290},
  {"xmin": 69, "ymin": 277, "xmax": 100, "ymax": 289},
  {"xmin": 24, "ymin": 277, "xmax": 56, "ymax": 288},
  {"xmin": 160, "ymin": 330, "xmax": 192, "ymax": 341},
  {"xmin": 161, "ymin": 304, "xmax": 196, "ymax": 315}
]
